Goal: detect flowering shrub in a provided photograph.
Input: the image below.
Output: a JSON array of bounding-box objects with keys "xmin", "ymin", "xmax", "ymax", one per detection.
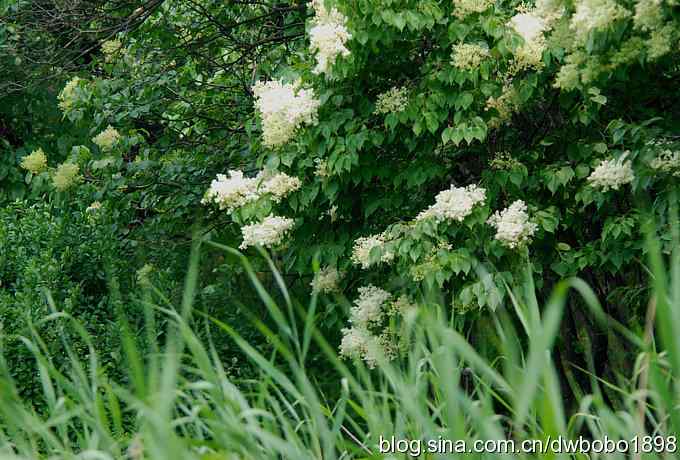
[
  {"xmin": 234, "ymin": 0, "xmax": 679, "ymax": 361},
  {"xmin": 5, "ymin": 0, "xmax": 680, "ymax": 370}
]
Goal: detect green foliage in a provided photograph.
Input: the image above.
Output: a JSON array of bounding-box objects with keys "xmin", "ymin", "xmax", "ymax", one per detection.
[
  {"xmin": 1, "ymin": 0, "xmax": 680, "ymax": 432},
  {"xmin": 0, "ymin": 240, "xmax": 677, "ymax": 459},
  {"xmin": 0, "ymin": 200, "xmax": 131, "ymax": 404}
]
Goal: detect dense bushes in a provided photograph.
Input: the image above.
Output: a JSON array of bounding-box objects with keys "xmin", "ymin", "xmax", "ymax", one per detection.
[
  {"xmin": 0, "ymin": 200, "xmax": 132, "ymax": 403},
  {"xmin": 1, "ymin": 0, "xmax": 680, "ymax": 410},
  {"xmin": 0, "ymin": 199, "xmax": 272, "ymax": 400}
]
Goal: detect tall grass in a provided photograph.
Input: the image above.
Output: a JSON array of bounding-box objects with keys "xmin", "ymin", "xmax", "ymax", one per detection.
[{"xmin": 0, "ymin": 233, "xmax": 678, "ymax": 459}]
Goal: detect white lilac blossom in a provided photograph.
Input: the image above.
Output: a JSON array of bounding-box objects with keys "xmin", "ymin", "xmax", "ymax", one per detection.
[
  {"xmin": 92, "ymin": 126, "xmax": 122, "ymax": 151},
  {"xmin": 202, "ymin": 170, "xmax": 259, "ymax": 212},
  {"xmin": 490, "ymin": 151, "xmax": 522, "ymax": 170},
  {"xmin": 136, "ymin": 264, "xmax": 154, "ymax": 285},
  {"xmin": 508, "ymin": 12, "xmax": 549, "ymax": 69},
  {"xmin": 535, "ymin": 0, "xmax": 566, "ymax": 17},
  {"xmin": 452, "ymin": 0, "xmax": 494, "ymax": 18},
  {"xmin": 259, "ymin": 171, "xmax": 302, "ymax": 202},
  {"xmin": 487, "ymin": 200, "xmax": 537, "ymax": 249},
  {"xmin": 349, "ymin": 285, "xmax": 392, "ymax": 328},
  {"xmin": 53, "ymin": 163, "xmax": 82, "ymax": 191},
  {"xmin": 570, "ymin": 0, "xmax": 631, "ymax": 44},
  {"xmin": 633, "ymin": 0, "xmax": 664, "ymax": 31},
  {"xmin": 314, "ymin": 158, "xmax": 330, "ymax": 178},
  {"xmin": 58, "ymin": 76, "xmax": 83, "ymax": 113},
  {"xmin": 451, "ymin": 43, "xmax": 490, "ymax": 70},
  {"xmin": 389, "ymin": 295, "xmax": 418, "ymax": 317},
  {"xmin": 339, "ymin": 326, "xmax": 374, "ymax": 362},
  {"xmin": 650, "ymin": 150, "xmax": 680, "ymax": 175},
  {"xmin": 20, "ymin": 148, "xmax": 48, "ymax": 174},
  {"xmin": 416, "ymin": 184, "xmax": 486, "ymax": 222},
  {"xmin": 485, "ymin": 85, "xmax": 521, "ymax": 126},
  {"xmin": 101, "ymin": 39, "xmax": 123, "ymax": 62},
  {"xmin": 339, "ymin": 286, "xmax": 396, "ymax": 367},
  {"xmin": 309, "ymin": 0, "xmax": 351, "ymax": 75},
  {"xmin": 646, "ymin": 25, "xmax": 675, "ymax": 60},
  {"xmin": 374, "ymin": 87, "xmax": 409, "ymax": 115},
  {"xmin": 509, "ymin": 12, "xmax": 548, "ymax": 43},
  {"xmin": 311, "ymin": 266, "xmax": 343, "ymax": 294},
  {"xmin": 649, "ymin": 141, "xmax": 680, "ymax": 176},
  {"xmin": 339, "ymin": 327, "xmax": 394, "ymax": 368},
  {"xmin": 92, "ymin": 158, "xmax": 117, "ymax": 170},
  {"xmin": 587, "ymin": 156, "xmax": 635, "ymax": 191},
  {"xmin": 202, "ymin": 170, "xmax": 300, "ymax": 213},
  {"xmin": 252, "ymin": 80, "xmax": 321, "ymax": 148},
  {"xmin": 239, "ymin": 215, "xmax": 295, "ymax": 249},
  {"xmin": 554, "ymin": 63, "xmax": 580, "ymax": 90},
  {"xmin": 351, "ymin": 233, "xmax": 395, "ymax": 269}
]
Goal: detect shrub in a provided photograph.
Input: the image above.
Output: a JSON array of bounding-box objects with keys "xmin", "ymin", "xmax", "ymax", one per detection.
[{"xmin": 0, "ymin": 200, "xmax": 131, "ymax": 405}]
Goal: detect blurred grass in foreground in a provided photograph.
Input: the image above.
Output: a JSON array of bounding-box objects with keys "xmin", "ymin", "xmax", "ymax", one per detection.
[{"xmin": 0, "ymin": 226, "xmax": 677, "ymax": 460}]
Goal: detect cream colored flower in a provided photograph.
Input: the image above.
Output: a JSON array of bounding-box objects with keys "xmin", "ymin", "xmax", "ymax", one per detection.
[{"xmin": 20, "ymin": 148, "xmax": 48, "ymax": 174}]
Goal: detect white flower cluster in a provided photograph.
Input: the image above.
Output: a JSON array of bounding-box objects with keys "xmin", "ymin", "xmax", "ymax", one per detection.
[
  {"xmin": 570, "ymin": 0, "xmax": 630, "ymax": 44},
  {"xmin": 53, "ymin": 163, "xmax": 82, "ymax": 191},
  {"xmin": 252, "ymin": 80, "xmax": 321, "ymax": 148},
  {"xmin": 239, "ymin": 214, "xmax": 295, "ymax": 250},
  {"xmin": 310, "ymin": 266, "xmax": 343, "ymax": 294},
  {"xmin": 452, "ymin": 0, "xmax": 494, "ymax": 18},
  {"xmin": 649, "ymin": 141, "xmax": 680, "ymax": 176},
  {"xmin": 508, "ymin": 12, "xmax": 549, "ymax": 69},
  {"xmin": 92, "ymin": 125, "xmax": 122, "ymax": 151},
  {"xmin": 339, "ymin": 285, "xmax": 395, "ymax": 368},
  {"xmin": 350, "ymin": 285, "xmax": 392, "ymax": 327},
  {"xmin": 487, "ymin": 200, "xmax": 537, "ymax": 249},
  {"xmin": 510, "ymin": 12, "xmax": 547, "ymax": 43},
  {"xmin": 490, "ymin": 151, "xmax": 522, "ymax": 170},
  {"xmin": 647, "ymin": 25, "xmax": 675, "ymax": 60},
  {"xmin": 553, "ymin": 64, "xmax": 580, "ymax": 90},
  {"xmin": 587, "ymin": 157, "xmax": 635, "ymax": 191},
  {"xmin": 314, "ymin": 158, "xmax": 330, "ymax": 178},
  {"xmin": 451, "ymin": 43, "xmax": 490, "ymax": 70},
  {"xmin": 633, "ymin": 0, "xmax": 664, "ymax": 31},
  {"xmin": 650, "ymin": 150, "xmax": 680, "ymax": 176},
  {"xmin": 136, "ymin": 264, "xmax": 154, "ymax": 286},
  {"xmin": 203, "ymin": 170, "xmax": 259, "ymax": 212},
  {"xmin": 259, "ymin": 170, "xmax": 303, "ymax": 202},
  {"xmin": 58, "ymin": 76, "xmax": 83, "ymax": 113},
  {"xmin": 416, "ymin": 184, "xmax": 486, "ymax": 222},
  {"xmin": 202, "ymin": 170, "xmax": 301, "ymax": 214},
  {"xmin": 339, "ymin": 327, "xmax": 377, "ymax": 365},
  {"xmin": 351, "ymin": 233, "xmax": 395, "ymax": 269},
  {"xmin": 374, "ymin": 87, "xmax": 409, "ymax": 115},
  {"xmin": 101, "ymin": 39, "xmax": 123, "ymax": 62},
  {"xmin": 309, "ymin": 0, "xmax": 352, "ymax": 75},
  {"xmin": 20, "ymin": 148, "xmax": 48, "ymax": 174}
]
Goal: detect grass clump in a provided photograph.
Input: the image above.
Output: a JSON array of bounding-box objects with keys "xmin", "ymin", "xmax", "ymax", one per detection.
[{"xmin": 0, "ymin": 234, "xmax": 677, "ymax": 459}]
